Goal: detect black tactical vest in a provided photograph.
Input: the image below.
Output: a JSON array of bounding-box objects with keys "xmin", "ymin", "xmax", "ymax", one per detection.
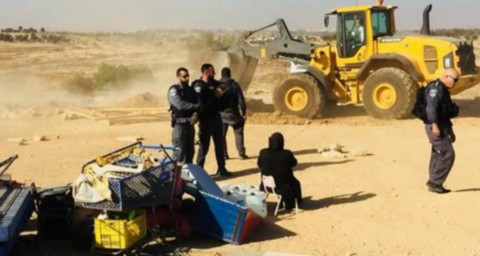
[{"xmin": 169, "ymin": 84, "xmax": 197, "ymax": 119}]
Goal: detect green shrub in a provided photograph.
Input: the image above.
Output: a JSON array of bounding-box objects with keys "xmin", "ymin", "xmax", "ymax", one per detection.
[
  {"xmin": 92, "ymin": 63, "xmax": 154, "ymax": 90},
  {"xmin": 64, "ymin": 64, "xmax": 154, "ymax": 95},
  {"xmin": 64, "ymin": 73, "xmax": 95, "ymax": 96},
  {"xmin": 45, "ymin": 34, "xmax": 69, "ymax": 44}
]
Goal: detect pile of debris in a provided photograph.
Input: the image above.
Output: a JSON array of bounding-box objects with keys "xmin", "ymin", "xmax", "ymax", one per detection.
[
  {"xmin": 65, "ymin": 93, "xmax": 170, "ymax": 125},
  {"xmin": 7, "ymin": 135, "xmax": 52, "ymax": 146},
  {"xmin": 65, "ymin": 106, "xmax": 169, "ymax": 125},
  {"xmin": 109, "ymin": 92, "xmax": 165, "ymax": 108},
  {"xmin": 245, "ymin": 98, "xmax": 274, "ymax": 113},
  {"xmin": 318, "ymin": 144, "xmax": 370, "ymax": 158}
]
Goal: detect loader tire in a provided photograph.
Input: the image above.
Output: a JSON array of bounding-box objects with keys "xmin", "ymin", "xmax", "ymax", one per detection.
[
  {"xmin": 363, "ymin": 67, "xmax": 417, "ymax": 119},
  {"xmin": 273, "ymin": 74, "xmax": 326, "ymax": 119}
]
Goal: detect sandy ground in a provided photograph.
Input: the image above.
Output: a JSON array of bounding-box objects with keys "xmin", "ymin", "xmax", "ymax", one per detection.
[
  {"xmin": 1, "ymin": 34, "xmax": 480, "ymax": 255},
  {"xmin": 3, "ymin": 111, "xmax": 480, "ymax": 255}
]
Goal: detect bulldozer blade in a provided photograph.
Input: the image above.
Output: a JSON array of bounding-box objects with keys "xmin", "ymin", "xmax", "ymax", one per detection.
[
  {"xmin": 227, "ymin": 51, "xmax": 259, "ymax": 92},
  {"xmin": 190, "ymin": 48, "xmax": 259, "ymax": 92}
]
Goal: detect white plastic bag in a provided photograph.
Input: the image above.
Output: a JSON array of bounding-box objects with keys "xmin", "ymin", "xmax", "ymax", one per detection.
[{"xmin": 72, "ymin": 173, "xmax": 111, "ymax": 203}]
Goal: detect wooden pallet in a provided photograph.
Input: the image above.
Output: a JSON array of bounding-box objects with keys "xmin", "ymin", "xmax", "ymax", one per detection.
[{"xmin": 66, "ymin": 107, "xmax": 170, "ymax": 125}]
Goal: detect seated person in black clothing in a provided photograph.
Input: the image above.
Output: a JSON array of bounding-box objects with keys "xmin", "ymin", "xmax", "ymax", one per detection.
[{"xmin": 258, "ymin": 132, "xmax": 302, "ymax": 210}]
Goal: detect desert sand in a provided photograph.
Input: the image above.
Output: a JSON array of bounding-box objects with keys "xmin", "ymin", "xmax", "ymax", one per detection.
[{"xmin": 1, "ymin": 34, "xmax": 480, "ymax": 256}]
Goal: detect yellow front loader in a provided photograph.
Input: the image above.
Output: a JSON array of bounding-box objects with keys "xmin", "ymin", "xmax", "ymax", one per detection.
[{"xmin": 208, "ymin": 3, "xmax": 480, "ymax": 119}]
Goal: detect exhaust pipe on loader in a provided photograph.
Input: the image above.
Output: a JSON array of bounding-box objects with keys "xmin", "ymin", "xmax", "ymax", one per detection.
[{"xmin": 420, "ymin": 4, "xmax": 432, "ymax": 35}]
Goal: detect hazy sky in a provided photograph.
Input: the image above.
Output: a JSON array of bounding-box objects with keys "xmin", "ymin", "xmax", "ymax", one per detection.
[{"xmin": 0, "ymin": 0, "xmax": 478, "ymax": 32}]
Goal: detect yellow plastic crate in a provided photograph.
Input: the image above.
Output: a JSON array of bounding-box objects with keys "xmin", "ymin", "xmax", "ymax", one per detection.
[{"xmin": 94, "ymin": 209, "xmax": 147, "ymax": 249}]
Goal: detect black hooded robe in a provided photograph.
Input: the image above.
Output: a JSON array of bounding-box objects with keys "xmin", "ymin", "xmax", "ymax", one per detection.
[{"xmin": 258, "ymin": 132, "xmax": 302, "ymax": 209}]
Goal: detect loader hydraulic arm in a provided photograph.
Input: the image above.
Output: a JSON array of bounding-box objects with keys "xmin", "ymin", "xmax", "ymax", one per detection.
[
  {"xmin": 235, "ymin": 18, "xmax": 316, "ymax": 64},
  {"xmin": 208, "ymin": 18, "xmax": 318, "ymax": 93}
]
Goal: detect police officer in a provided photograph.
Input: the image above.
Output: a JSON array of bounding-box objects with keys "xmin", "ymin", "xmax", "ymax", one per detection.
[
  {"xmin": 168, "ymin": 67, "xmax": 200, "ymax": 164},
  {"xmin": 424, "ymin": 68, "xmax": 460, "ymax": 194},
  {"xmin": 218, "ymin": 67, "xmax": 248, "ymax": 160},
  {"xmin": 192, "ymin": 63, "xmax": 232, "ymax": 177}
]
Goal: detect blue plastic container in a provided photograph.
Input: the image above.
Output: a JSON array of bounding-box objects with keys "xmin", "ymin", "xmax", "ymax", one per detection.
[{"xmin": 0, "ymin": 187, "xmax": 34, "ymax": 256}]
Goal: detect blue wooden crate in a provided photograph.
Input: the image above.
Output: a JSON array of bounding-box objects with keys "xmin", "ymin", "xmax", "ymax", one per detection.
[
  {"xmin": 193, "ymin": 191, "xmax": 262, "ymax": 244},
  {"xmin": 0, "ymin": 187, "xmax": 34, "ymax": 256}
]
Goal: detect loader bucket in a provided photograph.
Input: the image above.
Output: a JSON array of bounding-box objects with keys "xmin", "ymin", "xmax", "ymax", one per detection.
[{"xmin": 190, "ymin": 48, "xmax": 259, "ymax": 92}]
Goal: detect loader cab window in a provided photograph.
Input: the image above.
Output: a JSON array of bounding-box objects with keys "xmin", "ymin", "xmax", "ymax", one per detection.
[
  {"xmin": 371, "ymin": 10, "xmax": 391, "ymax": 38},
  {"xmin": 337, "ymin": 12, "xmax": 365, "ymax": 58}
]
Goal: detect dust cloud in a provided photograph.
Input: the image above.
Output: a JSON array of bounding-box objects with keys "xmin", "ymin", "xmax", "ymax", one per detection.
[{"xmin": 0, "ymin": 74, "xmax": 78, "ymax": 107}]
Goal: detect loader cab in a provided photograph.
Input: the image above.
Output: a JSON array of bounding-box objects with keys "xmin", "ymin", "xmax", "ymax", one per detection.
[
  {"xmin": 326, "ymin": 5, "xmax": 396, "ymax": 59},
  {"xmin": 337, "ymin": 12, "xmax": 366, "ymax": 58}
]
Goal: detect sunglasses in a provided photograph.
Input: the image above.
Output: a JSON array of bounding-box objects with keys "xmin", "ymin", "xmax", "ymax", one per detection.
[
  {"xmin": 447, "ymin": 75, "xmax": 458, "ymax": 83},
  {"xmin": 181, "ymin": 75, "xmax": 189, "ymax": 79}
]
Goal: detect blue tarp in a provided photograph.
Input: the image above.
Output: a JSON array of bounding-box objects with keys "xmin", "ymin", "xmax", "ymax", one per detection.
[
  {"xmin": 0, "ymin": 187, "xmax": 34, "ymax": 256},
  {"xmin": 0, "ymin": 188, "xmax": 33, "ymax": 242}
]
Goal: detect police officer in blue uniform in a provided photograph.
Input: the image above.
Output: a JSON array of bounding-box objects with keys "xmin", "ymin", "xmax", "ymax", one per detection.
[
  {"xmin": 218, "ymin": 67, "xmax": 248, "ymax": 160},
  {"xmin": 424, "ymin": 68, "xmax": 459, "ymax": 194},
  {"xmin": 168, "ymin": 67, "xmax": 200, "ymax": 164},
  {"xmin": 192, "ymin": 63, "xmax": 232, "ymax": 177}
]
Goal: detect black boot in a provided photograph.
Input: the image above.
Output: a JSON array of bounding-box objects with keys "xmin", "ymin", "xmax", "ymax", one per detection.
[
  {"xmin": 426, "ymin": 181, "xmax": 451, "ymax": 194},
  {"xmin": 215, "ymin": 168, "xmax": 233, "ymax": 177}
]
